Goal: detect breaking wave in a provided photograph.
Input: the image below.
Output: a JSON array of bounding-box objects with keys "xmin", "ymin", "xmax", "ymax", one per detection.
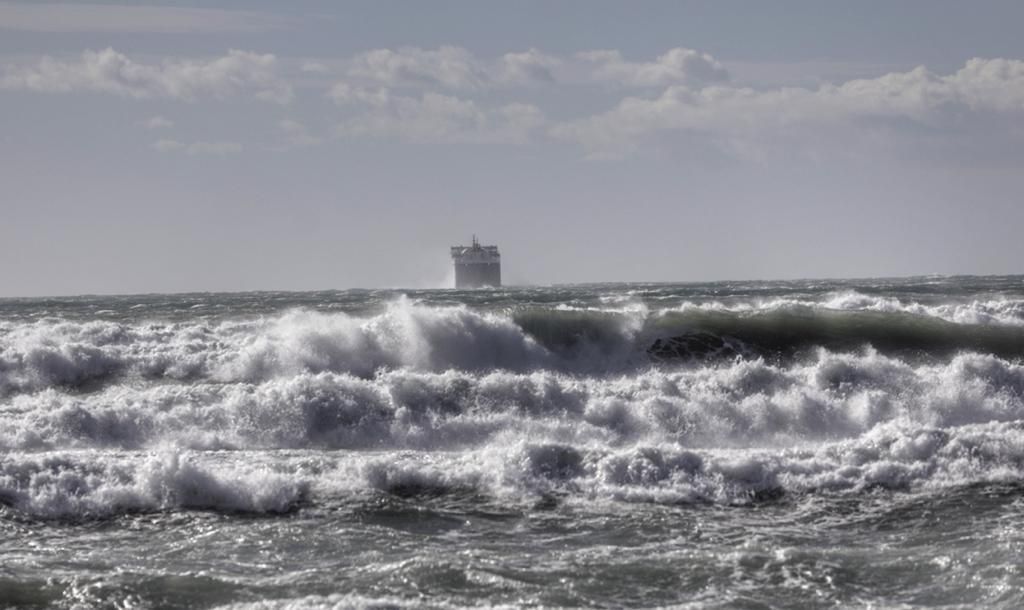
[
  {"xmin": 4, "ymin": 417, "xmax": 1023, "ymax": 518},
  {"xmin": 4, "ymin": 286, "xmax": 1024, "ymax": 518},
  {"xmin": 2, "ymin": 346, "xmax": 1024, "ymax": 516},
  {"xmin": 4, "ymin": 296, "xmax": 1024, "ymax": 397},
  {"xmin": 0, "ymin": 452, "xmax": 307, "ymax": 518},
  {"xmin": 671, "ymin": 290, "xmax": 1024, "ymax": 327},
  {"xmin": 3, "ymin": 349, "xmax": 1024, "ymax": 453}
]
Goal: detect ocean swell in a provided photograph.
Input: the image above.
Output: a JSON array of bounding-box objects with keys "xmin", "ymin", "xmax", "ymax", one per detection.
[
  {"xmin": 3, "ymin": 350, "xmax": 1024, "ymax": 454},
  {"xmin": 3, "ymin": 286, "xmax": 1024, "ymax": 517},
  {"xmin": 4, "ymin": 417, "xmax": 1023, "ymax": 518},
  {"xmin": 4, "ymin": 298, "xmax": 1024, "ymax": 398},
  {"xmin": 0, "ymin": 452, "xmax": 307, "ymax": 518}
]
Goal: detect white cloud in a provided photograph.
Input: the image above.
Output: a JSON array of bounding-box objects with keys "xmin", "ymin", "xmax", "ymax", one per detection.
[
  {"xmin": 499, "ymin": 49, "xmax": 559, "ymax": 84},
  {"xmin": 152, "ymin": 139, "xmax": 184, "ymax": 152},
  {"xmin": 335, "ymin": 90, "xmax": 544, "ymax": 144},
  {"xmin": 343, "ymin": 46, "xmax": 560, "ymax": 89},
  {"xmin": 553, "ymin": 58, "xmax": 1024, "ymax": 157},
  {"xmin": 9, "ymin": 43, "xmax": 1021, "ymax": 160},
  {"xmin": 328, "ymin": 83, "xmax": 392, "ymax": 107},
  {"xmin": 579, "ymin": 47, "xmax": 729, "ymax": 87},
  {"xmin": 1, "ymin": 48, "xmax": 293, "ymax": 103},
  {"xmin": 0, "ymin": 3, "xmax": 291, "ymax": 33},
  {"xmin": 339, "ymin": 46, "xmax": 734, "ymax": 90},
  {"xmin": 301, "ymin": 61, "xmax": 329, "ymax": 74},
  {"xmin": 142, "ymin": 115, "xmax": 173, "ymax": 129},
  {"xmin": 188, "ymin": 141, "xmax": 243, "ymax": 155},
  {"xmin": 326, "ymin": 47, "xmax": 557, "ymax": 144},
  {"xmin": 348, "ymin": 46, "xmax": 488, "ymax": 89},
  {"xmin": 278, "ymin": 119, "xmax": 321, "ymax": 148},
  {"xmin": 153, "ymin": 139, "xmax": 242, "ymax": 155},
  {"xmin": 338, "ymin": 46, "xmax": 732, "ymax": 90}
]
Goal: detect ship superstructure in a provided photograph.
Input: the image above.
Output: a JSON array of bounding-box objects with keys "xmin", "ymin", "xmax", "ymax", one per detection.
[{"xmin": 450, "ymin": 235, "xmax": 501, "ymax": 288}]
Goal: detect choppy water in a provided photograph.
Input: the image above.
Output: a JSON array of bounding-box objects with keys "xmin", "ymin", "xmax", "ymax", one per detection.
[{"xmin": 3, "ymin": 276, "xmax": 1024, "ymax": 608}]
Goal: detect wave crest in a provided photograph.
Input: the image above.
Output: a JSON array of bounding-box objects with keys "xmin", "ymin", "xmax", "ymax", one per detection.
[
  {"xmin": 4, "ymin": 350, "xmax": 1024, "ymax": 454},
  {"xmin": 0, "ymin": 452, "xmax": 308, "ymax": 518}
]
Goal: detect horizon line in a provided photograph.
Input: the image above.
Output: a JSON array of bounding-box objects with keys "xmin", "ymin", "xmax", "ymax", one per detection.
[{"xmin": 1, "ymin": 271, "xmax": 1020, "ymax": 300}]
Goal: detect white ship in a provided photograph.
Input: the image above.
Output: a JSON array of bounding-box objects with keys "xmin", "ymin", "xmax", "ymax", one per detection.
[{"xmin": 450, "ymin": 236, "xmax": 501, "ymax": 288}]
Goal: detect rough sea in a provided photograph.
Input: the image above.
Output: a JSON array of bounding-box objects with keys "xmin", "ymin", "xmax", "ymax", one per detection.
[{"xmin": 3, "ymin": 276, "xmax": 1024, "ymax": 608}]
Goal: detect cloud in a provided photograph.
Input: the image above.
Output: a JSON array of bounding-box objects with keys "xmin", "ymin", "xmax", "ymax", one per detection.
[
  {"xmin": 301, "ymin": 61, "xmax": 329, "ymax": 74},
  {"xmin": 552, "ymin": 58, "xmax": 1024, "ymax": 158},
  {"xmin": 341, "ymin": 46, "xmax": 740, "ymax": 90},
  {"xmin": 1, "ymin": 48, "xmax": 293, "ymax": 103},
  {"xmin": 325, "ymin": 47, "xmax": 558, "ymax": 144},
  {"xmin": 188, "ymin": 141, "xmax": 243, "ymax": 155},
  {"xmin": 142, "ymin": 115, "xmax": 173, "ymax": 129},
  {"xmin": 499, "ymin": 49, "xmax": 559, "ymax": 84},
  {"xmin": 0, "ymin": 3, "xmax": 291, "ymax": 33},
  {"xmin": 9, "ymin": 44, "xmax": 1021, "ymax": 160},
  {"xmin": 152, "ymin": 139, "xmax": 184, "ymax": 152},
  {"xmin": 344, "ymin": 46, "xmax": 560, "ymax": 89},
  {"xmin": 334, "ymin": 89, "xmax": 544, "ymax": 144},
  {"xmin": 347, "ymin": 46, "xmax": 488, "ymax": 89},
  {"xmin": 579, "ymin": 47, "xmax": 729, "ymax": 87},
  {"xmin": 153, "ymin": 139, "xmax": 242, "ymax": 155},
  {"xmin": 328, "ymin": 83, "xmax": 392, "ymax": 107},
  {"xmin": 278, "ymin": 119, "xmax": 321, "ymax": 148}
]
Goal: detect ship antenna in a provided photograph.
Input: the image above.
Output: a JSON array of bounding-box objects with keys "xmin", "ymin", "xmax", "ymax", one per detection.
[{"xmin": 472, "ymin": 234, "xmax": 478, "ymax": 247}]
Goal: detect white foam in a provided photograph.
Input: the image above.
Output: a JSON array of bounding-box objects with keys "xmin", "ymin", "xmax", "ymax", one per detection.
[
  {"xmin": 3, "ymin": 413, "xmax": 1024, "ymax": 517},
  {"xmin": 668, "ymin": 291, "xmax": 1024, "ymax": 326},
  {"xmin": 4, "ymin": 296, "xmax": 1024, "ymax": 514},
  {"xmin": 0, "ymin": 452, "xmax": 308, "ymax": 518},
  {"xmin": 302, "ymin": 418, "xmax": 1024, "ymax": 506},
  {"xmin": 0, "ymin": 300, "xmax": 556, "ymax": 395},
  {"xmin": 212, "ymin": 593, "xmax": 454, "ymax": 609},
  {"xmin": 4, "ymin": 350, "xmax": 1024, "ymax": 456},
  {"xmin": 4, "ymin": 294, "xmax": 1022, "ymax": 399}
]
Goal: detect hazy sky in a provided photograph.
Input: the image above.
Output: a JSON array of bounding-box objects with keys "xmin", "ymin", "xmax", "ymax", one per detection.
[{"xmin": 2, "ymin": 0, "xmax": 1024, "ymax": 296}]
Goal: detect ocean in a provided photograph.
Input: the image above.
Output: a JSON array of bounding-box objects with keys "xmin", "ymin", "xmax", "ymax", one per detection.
[{"xmin": 2, "ymin": 276, "xmax": 1024, "ymax": 608}]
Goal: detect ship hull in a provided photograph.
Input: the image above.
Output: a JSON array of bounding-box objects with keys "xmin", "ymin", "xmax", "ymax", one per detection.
[{"xmin": 454, "ymin": 262, "xmax": 501, "ymax": 288}]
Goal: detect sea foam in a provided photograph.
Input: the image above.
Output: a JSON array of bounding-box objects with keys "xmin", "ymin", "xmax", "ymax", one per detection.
[
  {"xmin": 3, "ymin": 350, "xmax": 1024, "ymax": 453},
  {"xmin": 5, "ymin": 297, "xmax": 1024, "ymax": 399},
  {"xmin": 0, "ymin": 452, "xmax": 308, "ymax": 518},
  {"xmin": 4, "ymin": 292, "xmax": 1024, "ymax": 517}
]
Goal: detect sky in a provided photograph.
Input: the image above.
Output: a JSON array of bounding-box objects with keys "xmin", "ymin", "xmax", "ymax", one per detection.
[{"xmin": 2, "ymin": 0, "xmax": 1023, "ymax": 296}]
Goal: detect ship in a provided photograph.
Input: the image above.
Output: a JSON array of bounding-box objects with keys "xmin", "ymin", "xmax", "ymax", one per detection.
[{"xmin": 450, "ymin": 235, "xmax": 501, "ymax": 288}]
